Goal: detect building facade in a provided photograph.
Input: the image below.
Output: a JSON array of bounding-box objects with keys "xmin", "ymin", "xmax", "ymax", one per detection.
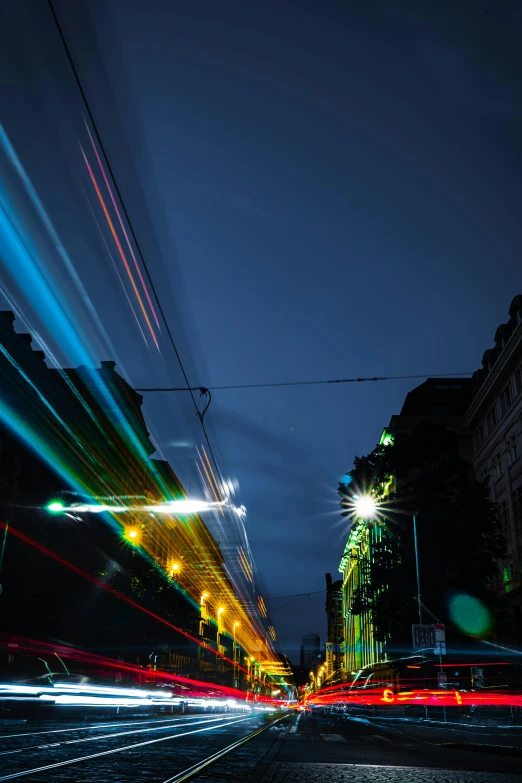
[
  {"xmin": 465, "ymin": 295, "xmax": 522, "ymax": 642},
  {"xmin": 300, "ymin": 633, "xmax": 320, "ymax": 670},
  {"xmin": 339, "ymin": 377, "xmax": 473, "ymax": 674},
  {"xmin": 325, "ymin": 573, "xmax": 344, "ymax": 678}
]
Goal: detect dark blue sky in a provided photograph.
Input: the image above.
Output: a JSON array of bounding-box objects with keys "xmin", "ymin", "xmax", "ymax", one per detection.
[{"xmin": 2, "ymin": 0, "xmax": 522, "ymax": 660}]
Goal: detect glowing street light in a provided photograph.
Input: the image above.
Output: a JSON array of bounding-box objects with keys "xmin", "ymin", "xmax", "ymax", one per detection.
[
  {"xmin": 47, "ymin": 502, "xmax": 65, "ymax": 513},
  {"xmin": 126, "ymin": 529, "xmax": 138, "ymax": 540},
  {"xmin": 171, "ymin": 562, "xmax": 180, "ymax": 573},
  {"xmin": 354, "ymin": 495, "xmax": 378, "ymax": 519},
  {"xmin": 217, "ymin": 607, "xmax": 225, "ymax": 616}
]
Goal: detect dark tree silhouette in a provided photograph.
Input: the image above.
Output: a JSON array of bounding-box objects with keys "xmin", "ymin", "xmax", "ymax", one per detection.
[{"xmin": 339, "ymin": 423, "xmax": 505, "ymax": 645}]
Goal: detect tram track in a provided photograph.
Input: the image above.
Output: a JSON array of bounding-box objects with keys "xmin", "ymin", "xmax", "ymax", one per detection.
[
  {"xmin": 0, "ymin": 713, "xmax": 245, "ymax": 758},
  {"xmin": 0, "ymin": 713, "xmax": 277, "ymax": 781}
]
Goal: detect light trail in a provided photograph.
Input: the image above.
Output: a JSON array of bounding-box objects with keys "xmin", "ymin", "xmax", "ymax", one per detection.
[
  {"xmin": 80, "ymin": 145, "xmax": 159, "ymax": 349},
  {"xmin": 46, "ymin": 498, "xmax": 228, "ymax": 515},
  {"xmin": 84, "ymin": 120, "xmax": 160, "ymax": 331},
  {"xmin": 0, "ymin": 715, "xmax": 256, "ymax": 781}
]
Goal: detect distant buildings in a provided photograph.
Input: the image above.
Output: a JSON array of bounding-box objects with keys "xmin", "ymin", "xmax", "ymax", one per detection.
[
  {"xmin": 300, "ymin": 633, "xmax": 320, "ymax": 670},
  {"xmin": 325, "ymin": 573, "xmax": 344, "ymax": 678},
  {"xmin": 465, "ymin": 295, "xmax": 522, "ymax": 642}
]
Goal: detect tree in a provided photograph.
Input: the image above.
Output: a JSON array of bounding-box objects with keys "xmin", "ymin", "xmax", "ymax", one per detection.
[{"xmin": 339, "ymin": 423, "xmax": 505, "ymax": 645}]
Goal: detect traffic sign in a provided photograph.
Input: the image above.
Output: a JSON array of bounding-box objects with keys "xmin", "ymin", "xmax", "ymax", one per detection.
[{"xmin": 412, "ymin": 624, "xmax": 436, "ymax": 649}]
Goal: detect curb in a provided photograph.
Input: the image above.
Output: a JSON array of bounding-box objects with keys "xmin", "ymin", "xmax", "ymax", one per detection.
[{"xmin": 441, "ymin": 742, "xmax": 522, "ymax": 758}]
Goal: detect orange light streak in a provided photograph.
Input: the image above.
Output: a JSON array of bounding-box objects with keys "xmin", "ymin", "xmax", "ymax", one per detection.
[
  {"xmin": 80, "ymin": 146, "xmax": 158, "ymax": 349},
  {"xmin": 84, "ymin": 121, "xmax": 161, "ymax": 330}
]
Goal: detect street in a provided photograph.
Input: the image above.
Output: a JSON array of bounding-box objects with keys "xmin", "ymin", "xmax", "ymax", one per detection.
[{"xmin": 1, "ymin": 710, "xmax": 522, "ymax": 782}]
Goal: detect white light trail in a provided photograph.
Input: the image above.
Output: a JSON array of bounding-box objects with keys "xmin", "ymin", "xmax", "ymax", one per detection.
[{"xmin": 47, "ymin": 498, "xmax": 242, "ymax": 516}]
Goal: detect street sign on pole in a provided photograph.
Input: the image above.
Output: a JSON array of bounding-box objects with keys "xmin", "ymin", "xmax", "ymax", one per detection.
[
  {"xmin": 412, "ymin": 624, "xmax": 436, "ymax": 649},
  {"xmin": 434, "ymin": 623, "xmax": 446, "ymax": 656}
]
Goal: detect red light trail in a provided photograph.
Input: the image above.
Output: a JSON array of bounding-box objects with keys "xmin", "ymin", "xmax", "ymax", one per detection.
[{"xmin": 0, "ymin": 521, "xmax": 267, "ymax": 687}]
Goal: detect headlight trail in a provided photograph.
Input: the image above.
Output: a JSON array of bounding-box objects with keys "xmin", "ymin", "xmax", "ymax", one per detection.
[
  {"xmin": 0, "ymin": 517, "xmax": 265, "ymax": 687},
  {"xmin": 46, "ymin": 498, "xmax": 229, "ymax": 515}
]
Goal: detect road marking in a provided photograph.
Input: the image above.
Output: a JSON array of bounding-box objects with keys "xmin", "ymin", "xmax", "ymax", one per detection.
[
  {"xmin": 290, "ymin": 714, "xmax": 301, "ymax": 734},
  {"xmin": 371, "ymin": 734, "xmax": 391, "ymax": 742}
]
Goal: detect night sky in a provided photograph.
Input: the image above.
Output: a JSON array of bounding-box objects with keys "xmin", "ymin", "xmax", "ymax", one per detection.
[{"xmin": 1, "ymin": 0, "xmax": 522, "ymax": 661}]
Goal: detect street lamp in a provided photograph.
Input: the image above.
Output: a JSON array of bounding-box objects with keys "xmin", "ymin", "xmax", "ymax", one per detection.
[{"xmin": 354, "ymin": 495, "xmax": 378, "ymax": 519}]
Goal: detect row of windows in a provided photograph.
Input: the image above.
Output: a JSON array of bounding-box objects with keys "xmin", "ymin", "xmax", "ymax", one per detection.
[
  {"xmin": 496, "ymin": 485, "xmax": 522, "ymax": 535},
  {"xmin": 479, "ymin": 431, "xmax": 520, "ymax": 485},
  {"xmin": 474, "ymin": 365, "xmax": 522, "ymax": 449}
]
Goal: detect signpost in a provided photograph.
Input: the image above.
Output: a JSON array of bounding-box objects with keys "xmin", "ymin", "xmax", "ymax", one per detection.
[
  {"xmin": 412, "ymin": 624, "xmax": 436, "ymax": 649},
  {"xmin": 413, "ymin": 623, "xmax": 447, "ymax": 720}
]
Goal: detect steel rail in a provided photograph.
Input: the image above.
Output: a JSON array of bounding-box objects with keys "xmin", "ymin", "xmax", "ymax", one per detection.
[
  {"xmin": 161, "ymin": 713, "xmax": 290, "ymax": 782},
  {"xmin": 0, "ymin": 715, "xmax": 255, "ymax": 781}
]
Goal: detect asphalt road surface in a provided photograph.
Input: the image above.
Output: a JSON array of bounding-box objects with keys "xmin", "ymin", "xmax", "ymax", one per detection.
[{"xmin": 0, "ymin": 710, "xmax": 521, "ymax": 782}]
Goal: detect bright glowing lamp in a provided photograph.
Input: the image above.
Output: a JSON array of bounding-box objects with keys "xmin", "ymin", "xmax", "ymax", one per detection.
[
  {"xmin": 217, "ymin": 607, "xmax": 224, "ymax": 615},
  {"xmin": 47, "ymin": 502, "xmax": 65, "ymax": 513},
  {"xmin": 127, "ymin": 530, "xmax": 138, "ymax": 540},
  {"xmin": 355, "ymin": 495, "xmax": 377, "ymax": 519},
  {"xmin": 171, "ymin": 562, "xmax": 180, "ymax": 572}
]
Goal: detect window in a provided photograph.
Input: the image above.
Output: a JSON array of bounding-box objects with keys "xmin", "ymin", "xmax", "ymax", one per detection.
[
  {"xmin": 507, "ymin": 433, "xmax": 519, "ymax": 465},
  {"xmin": 475, "ymin": 422, "xmax": 486, "ymax": 448},
  {"xmin": 515, "ymin": 365, "xmax": 522, "ymax": 395},
  {"xmin": 513, "ymin": 485, "xmax": 522, "ymax": 533},
  {"xmin": 492, "ymin": 452, "xmax": 503, "ymax": 481},
  {"xmin": 498, "ymin": 499, "xmax": 510, "ymax": 532},
  {"xmin": 486, "ymin": 406, "xmax": 497, "ymax": 433},
  {"xmin": 500, "ymin": 384, "xmax": 513, "ymax": 414},
  {"xmin": 503, "ymin": 557, "xmax": 514, "ymax": 586}
]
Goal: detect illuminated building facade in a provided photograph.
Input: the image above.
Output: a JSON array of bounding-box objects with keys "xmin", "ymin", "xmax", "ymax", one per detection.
[
  {"xmin": 465, "ymin": 295, "xmax": 522, "ymax": 642},
  {"xmin": 339, "ymin": 518, "xmax": 386, "ymax": 674},
  {"xmin": 0, "ymin": 311, "xmax": 289, "ymax": 693},
  {"xmin": 325, "ymin": 573, "xmax": 344, "ymax": 678},
  {"xmin": 339, "ymin": 377, "xmax": 473, "ymax": 674}
]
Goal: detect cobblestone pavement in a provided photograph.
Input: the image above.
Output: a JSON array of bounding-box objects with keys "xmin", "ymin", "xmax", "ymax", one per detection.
[
  {"xmin": 2, "ymin": 710, "xmax": 522, "ymax": 782},
  {"xmin": 0, "ymin": 711, "xmax": 278, "ymax": 782},
  {"xmin": 254, "ymin": 763, "xmax": 522, "ymax": 782}
]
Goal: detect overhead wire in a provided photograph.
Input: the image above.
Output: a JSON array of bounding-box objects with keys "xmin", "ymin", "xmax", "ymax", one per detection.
[
  {"xmin": 46, "ymin": 0, "xmax": 220, "ymax": 470},
  {"xmin": 135, "ymin": 371, "xmax": 475, "ymax": 394}
]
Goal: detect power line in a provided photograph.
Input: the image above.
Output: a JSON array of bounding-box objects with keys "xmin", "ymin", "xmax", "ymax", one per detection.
[
  {"xmin": 135, "ymin": 371, "xmax": 474, "ymax": 393},
  {"xmin": 269, "ymin": 589, "xmax": 326, "ymax": 600},
  {"xmin": 47, "ymin": 0, "xmax": 220, "ymax": 470}
]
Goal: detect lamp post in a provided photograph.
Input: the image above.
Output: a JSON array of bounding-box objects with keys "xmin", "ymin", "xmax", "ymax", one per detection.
[{"xmin": 233, "ymin": 622, "xmax": 240, "ymax": 687}]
